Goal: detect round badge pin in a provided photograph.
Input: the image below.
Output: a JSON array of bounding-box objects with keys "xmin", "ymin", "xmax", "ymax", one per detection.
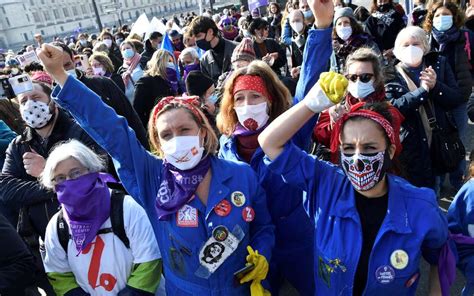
[
  {"xmin": 242, "ymin": 206, "xmax": 255, "ymax": 222},
  {"xmin": 214, "ymin": 200, "xmax": 232, "ymax": 217},
  {"xmin": 375, "ymin": 265, "xmax": 395, "ymax": 284},
  {"xmin": 390, "ymin": 249, "xmax": 409, "ymax": 270},
  {"xmin": 231, "ymin": 191, "xmax": 246, "ymax": 207},
  {"xmin": 212, "ymin": 225, "xmax": 229, "ymax": 242}
]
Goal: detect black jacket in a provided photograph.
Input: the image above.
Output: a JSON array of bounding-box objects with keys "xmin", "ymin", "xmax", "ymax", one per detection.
[
  {"xmin": 0, "ymin": 110, "xmax": 102, "ymax": 236},
  {"xmin": 140, "ymin": 39, "xmax": 156, "ymax": 69},
  {"xmin": 252, "ymin": 38, "xmax": 287, "ymax": 75},
  {"xmin": 366, "ymin": 8, "xmax": 405, "ymax": 51},
  {"xmin": 0, "ymin": 213, "xmax": 36, "ymax": 296},
  {"xmin": 108, "ymin": 43, "xmax": 123, "ymax": 74},
  {"xmin": 109, "ymin": 72, "xmax": 126, "ymax": 93},
  {"xmin": 469, "ymin": 92, "xmax": 474, "ymax": 122},
  {"xmin": 385, "ymin": 53, "xmax": 463, "ymax": 188},
  {"xmin": 133, "ymin": 75, "xmax": 174, "ymax": 128},
  {"xmin": 429, "ymin": 29, "xmax": 473, "ymax": 102},
  {"xmin": 77, "ymin": 70, "xmax": 149, "ymax": 150}
]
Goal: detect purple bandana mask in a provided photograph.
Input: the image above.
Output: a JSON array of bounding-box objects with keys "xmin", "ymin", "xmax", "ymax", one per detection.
[
  {"xmin": 155, "ymin": 156, "xmax": 211, "ymax": 220},
  {"xmin": 55, "ymin": 172, "xmax": 117, "ymax": 255},
  {"xmin": 183, "ymin": 63, "xmax": 201, "ymax": 82},
  {"xmin": 166, "ymin": 68, "xmax": 179, "ymax": 94}
]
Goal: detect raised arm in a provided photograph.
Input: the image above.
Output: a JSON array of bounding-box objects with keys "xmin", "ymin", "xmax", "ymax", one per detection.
[
  {"xmin": 38, "ymin": 44, "xmax": 161, "ymax": 208},
  {"xmin": 260, "ymin": 72, "xmax": 347, "ymax": 160}
]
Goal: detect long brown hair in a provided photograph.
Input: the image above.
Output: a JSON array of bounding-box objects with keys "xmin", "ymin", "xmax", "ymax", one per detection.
[{"xmin": 216, "ymin": 60, "xmax": 292, "ymax": 136}]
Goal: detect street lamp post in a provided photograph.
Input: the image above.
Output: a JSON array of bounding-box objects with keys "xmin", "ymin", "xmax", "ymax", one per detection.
[{"xmin": 91, "ymin": 0, "xmax": 103, "ymax": 32}]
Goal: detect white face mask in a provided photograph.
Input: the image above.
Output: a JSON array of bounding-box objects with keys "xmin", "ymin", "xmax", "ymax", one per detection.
[
  {"xmin": 290, "ymin": 21, "xmax": 304, "ymax": 34},
  {"xmin": 234, "ymin": 102, "xmax": 269, "ymax": 131},
  {"xmin": 395, "ymin": 45, "xmax": 424, "ymax": 67},
  {"xmin": 92, "ymin": 66, "xmax": 105, "ymax": 76},
  {"xmin": 161, "ymin": 132, "xmax": 204, "ymax": 170},
  {"xmin": 20, "ymin": 100, "xmax": 53, "ymax": 129},
  {"xmin": 347, "ymin": 80, "xmax": 375, "ymax": 99},
  {"xmin": 103, "ymin": 39, "xmax": 113, "ymax": 48},
  {"xmin": 336, "ymin": 26, "xmax": 353, "ymax": 41}
]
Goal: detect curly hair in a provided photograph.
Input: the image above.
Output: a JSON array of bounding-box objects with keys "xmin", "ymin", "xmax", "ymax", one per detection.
[{"xmin": 423, "ymin": 1, "xmax": 465, "ymax": 32}]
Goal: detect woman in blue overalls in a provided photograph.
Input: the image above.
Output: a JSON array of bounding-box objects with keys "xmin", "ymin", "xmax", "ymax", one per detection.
[
  {"xmin": 215, "ymin": 13, "xmax": 335, "ymax": 291},
  {"xmin": 38, "ymin": 44, "xmax": 275, "ymax": 296},
  {"xmin": 258, "ymin": 2, "xmax": 450, "ymax": 295},
  {"xmin": 448, "ymin": 153, "xmax": 474, "ymax": 296},
  {"xmin": 216, "ymin": 60, "xmax": 314, "ymax": 294}
]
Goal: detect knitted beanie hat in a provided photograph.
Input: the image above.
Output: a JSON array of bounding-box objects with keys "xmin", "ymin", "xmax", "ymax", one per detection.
[{"xmin": 231, "ymin": 38, "xmax": 256, "ymax": 63}]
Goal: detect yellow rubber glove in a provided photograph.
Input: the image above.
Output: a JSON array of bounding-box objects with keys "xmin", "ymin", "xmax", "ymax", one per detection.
[
  {"xmin": 240, "ymin": 246, "xmax": 271, "ymax": 296},
  {"xmin": 318, "ymin": 71, "xmax": 349, "ymax": 104}
]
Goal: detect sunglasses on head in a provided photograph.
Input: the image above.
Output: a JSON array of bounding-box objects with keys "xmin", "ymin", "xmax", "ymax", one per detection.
[{"xmin": 345, "ymin": 73, "xmax": 374, "ymax": 83}]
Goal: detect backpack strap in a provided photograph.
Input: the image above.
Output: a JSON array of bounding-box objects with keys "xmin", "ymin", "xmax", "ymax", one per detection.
[
  {"xmin": 110, "ymin": 190, "xmax": 130, "ymax": 249},
  {"xmin": 57, "ymin": 210, "xmax": 70, "ymax": 253}
]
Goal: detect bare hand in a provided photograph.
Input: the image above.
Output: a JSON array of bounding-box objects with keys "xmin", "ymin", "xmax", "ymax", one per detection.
[
  {"xmin": 37, "ymin": 44, "xmax": 69, "ymax": 86},
  {"xmin": 23, "ymin": 150, "xmax": 45, "ymax": 178},
  {"xmin": 290, "ymin": 67, "xmax": 301, "ymax": 79},
  {"xmin": 420, "ymin": 66, "xmax": 437, "ymax": 91},
  {"xmin": 466, "ymin": 5, "xmax": 474, "ymax": 19},
  {"xmin": 308, "ymin": 0, "xmax": 334, "ymax": 29},
  {"xmin": 329, "ymin": 103, "xmax": 348, "ymax": 125}
]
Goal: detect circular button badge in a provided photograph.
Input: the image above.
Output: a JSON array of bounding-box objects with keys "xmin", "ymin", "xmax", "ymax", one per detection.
[
  {"xmin": 242, "ymin": 206, "xmax": 255, "ymax": 222},
  {"xmin": 375, "ymin": 265, "xmax": 395, "ymax": 284},
  {"xmin": 212, "ymin": 226, "xmax": 229, "ymax": 242},
  {"xmin": 231, "ymin": 191, "xmax": 246, "ymax": 207},
  {"xmin": 390, "ymin": 249, "xmax": 409, "ymax": 270},
  {"xmin": 214, "ymin": 200, "xmax": 232, "ymax": 217}
]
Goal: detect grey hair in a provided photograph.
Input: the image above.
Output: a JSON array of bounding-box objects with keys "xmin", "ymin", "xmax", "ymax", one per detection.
[
  {"xmin": 179, "ymin": 47, "xmax": 199, "ymax": 63},
  {"xmin": 394, "ymin": 26, "xmax": 430, "ymax": 56},
  {"xmin": 41, "ymin": 139, "xmax": 106, "ymax": 189}
]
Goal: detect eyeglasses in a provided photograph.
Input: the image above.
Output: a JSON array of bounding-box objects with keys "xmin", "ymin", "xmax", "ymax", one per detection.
[
  {"xmin": 51, "ymin": 167, "xmax": 89, "ymax": 185},
  {"xmin": 345, "ymin": 73, "xmax": 374, "ymax": 83}
]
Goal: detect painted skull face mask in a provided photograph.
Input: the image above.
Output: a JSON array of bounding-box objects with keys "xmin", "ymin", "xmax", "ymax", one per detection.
[{"xmin": 340, "ymin": 150, "xmax": 390, "ymax": 191}]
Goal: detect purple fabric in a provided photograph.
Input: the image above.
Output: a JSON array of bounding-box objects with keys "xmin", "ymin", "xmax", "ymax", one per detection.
[
  {"xmin": 166, "ymin": 68, "xmax": 179, "ymax": 94},
  {"xmin": 249, "ymin": 0, "xmax": 268, "ymax": 11},
  {"xmin": 56, "ymin": 172, "xmax": 117, "ymax": 254},
  {"xmin": 155, "ymin": 156, "xmax": 211, "ymax": 220},
  {"xmin": 232, "ymin": 123, "xmax": 267, "ymax": 137},
  {"xmin": 437, "ymin": 232, "xmax": 472, "ymax": 296},
  {"xmin": 183, "ymin": 63, "xmax": 201, "ymax": 82}
]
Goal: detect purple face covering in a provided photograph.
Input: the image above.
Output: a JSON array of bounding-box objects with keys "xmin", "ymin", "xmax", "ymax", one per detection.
[
  {"xmin": 155, "ymin": 156, "xmax": 211, "ymax": 220},
  {"xmin": 55, "ymin": 172, "xmax": 117, "ymax": 255},
  {"xmin": 183, "ymin": 63, "xmax": 200, "ymax": 82},
  {"xmin": 166, "ymin": 68, "xmax": 179, "ymax": 94},
  {"xmin": 233, "ymin": 123, "xmax": 267, "ymax": 137}
]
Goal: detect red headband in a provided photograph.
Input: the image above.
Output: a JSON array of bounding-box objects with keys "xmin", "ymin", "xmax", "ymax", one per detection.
[
  {"xmin": 233, "ymin": 75, "xmax": 273, "ymax": 101},
  {"xmin": 152, "ymin": 96, "xmax": 203, "ymax": 125},
  {"xmin": 330, "ymin": 102, "xmax": 404, "ymax": 157}
]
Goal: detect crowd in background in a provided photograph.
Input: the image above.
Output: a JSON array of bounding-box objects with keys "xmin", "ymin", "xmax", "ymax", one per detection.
[{"xmin": 1, "ymin": 0, "xmax": 474, "ymax": 295}]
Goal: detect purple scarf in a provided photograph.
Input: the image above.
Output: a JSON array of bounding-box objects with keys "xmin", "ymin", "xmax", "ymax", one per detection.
[
  {"xmin": 166, "ymin": 68, "xmax": 179, "ymax": 94},
  {"xmin": 233, "ymin": 123, "xmax": 267, "ymax": 137},
  {"xmin": 183, "ymin": 63, "xmax": 201, "ymax": 82},
  {"xmin": 155, "ymin": 156, "xmax": 211, "ymax": 220},
  {"xmin": 432, "ymin": 26, "xmax": 461, "ymax": 51},
  {"xmin": 55, "ymin": 172, "xmax": 117, "ymax": 255},
  {"xmin": 438, "ymin": 232, "xmax": 474, "ymax": 295}
]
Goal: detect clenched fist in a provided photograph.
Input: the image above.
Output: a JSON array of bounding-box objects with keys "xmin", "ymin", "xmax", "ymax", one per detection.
[
  {"xmin": 37, "ymin": 44, "xmax": 69, "ymax": 86},
  {"xmin": 23, "ymin": 150, "xmax": 45, "ymax": 178}
]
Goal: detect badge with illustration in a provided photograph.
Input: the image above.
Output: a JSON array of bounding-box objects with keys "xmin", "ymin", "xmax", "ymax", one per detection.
[
  {"xmin": 195, "ymin": 225, "xmax": 245, "ymax": 279},
  {"xmin": 231, "ymin": 191, "xmax": 246, "ymax": 207},
  {"xmin": 214, "ymin": 199, "xmax": 232, "ymax": 217},
  {"xmin": 176, "ymin": 204, "xmax": 198, "ymax": 227},
  {"xmin": 318, "ymin": 257, "xmax": 347, "ymax": 288},
  {"xmin": 390, "ymin": 249, "xmax": 409, "ymax": 270}
]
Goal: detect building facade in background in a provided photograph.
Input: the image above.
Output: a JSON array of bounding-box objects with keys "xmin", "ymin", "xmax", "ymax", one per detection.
[{"xmin": 0, "ymin": 0, "xmax": 206, "ymax": 50}]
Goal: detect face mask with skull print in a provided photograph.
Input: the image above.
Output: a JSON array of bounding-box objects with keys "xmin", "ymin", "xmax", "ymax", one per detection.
[{"xmin": 340, "ymin": 150, "xmax": 390, "ymax": 191}]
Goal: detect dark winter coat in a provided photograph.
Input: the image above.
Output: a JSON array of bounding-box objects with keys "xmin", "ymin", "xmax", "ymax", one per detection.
[{"xmin": 385, "ymin": 53, "xmax": 463, "ymax": 188}]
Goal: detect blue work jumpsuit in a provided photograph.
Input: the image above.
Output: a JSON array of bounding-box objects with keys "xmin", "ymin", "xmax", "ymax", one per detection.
[
  {"xmin": 217, "ymin": 26, "xmax": 333, "ymax": 295},
  {"xmin": 265, "ymin": 142, "xmax": 448, "ymax": 295},
  {"xmin": 52, "ymin": 77, "xmax": 275, "ymax": 296},
  {"xmin": 447, "ymin": 179, "xmax": 474, "ymax": 296}
]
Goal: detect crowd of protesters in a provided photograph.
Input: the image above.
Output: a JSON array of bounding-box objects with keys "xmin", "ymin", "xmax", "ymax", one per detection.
[{"xmin": 1, "ymin": 0, "xmax": 474, "ymax": 295}]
